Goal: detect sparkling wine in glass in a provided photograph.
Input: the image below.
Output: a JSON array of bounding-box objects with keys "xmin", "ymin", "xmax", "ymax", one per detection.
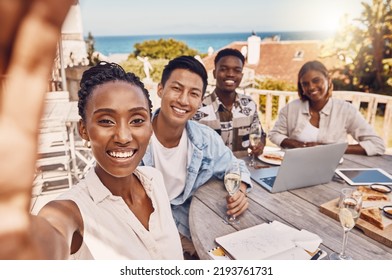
[
  {"xmin": 330, "ymin": 188, "xmax": 362, "ymax": 260},
  {"xmin": 249, "ymin": 123, "xmax": 262, "ymax": 167},
  {"xmin": 224, "ymin": 162, "xmax": 241, "ymax": 224}
]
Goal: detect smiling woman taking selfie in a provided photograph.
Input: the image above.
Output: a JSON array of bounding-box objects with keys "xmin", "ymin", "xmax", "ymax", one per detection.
[
  {"xmin": 268, "ymin": 60, "xmax": 385, "ymax": 156},
  {"xmin": 1, "ymin": 57, "xmax": 183, "ymax": 259}
]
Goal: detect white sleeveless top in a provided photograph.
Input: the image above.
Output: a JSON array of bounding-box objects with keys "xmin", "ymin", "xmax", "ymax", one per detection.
[
  {"xmin": 296, "ymin": 121, "xmax": 319, "ymax": 143},
  {"xmin": 57, "ymin": 166, "xmax": 183, "ymax": 260},
  {"xmin": 151, "ymin": 129, "xmax": 188, "ymax": 200}
]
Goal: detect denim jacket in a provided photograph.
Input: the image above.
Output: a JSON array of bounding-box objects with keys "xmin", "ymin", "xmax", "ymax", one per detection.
[{"xmin": 141, "ymin": 110, "xmax": 252, "ymax": 239}]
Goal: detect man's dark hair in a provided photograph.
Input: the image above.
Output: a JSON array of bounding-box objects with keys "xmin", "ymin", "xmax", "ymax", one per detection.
[
  {"xmin": 78, "ymin": 61, "xmax": 152, "ymax": 120},
  {"xmin": 214, "ymin": 48, "xmax": 245, "ymax": 65},
  {"xmin": 161, "ymin": 55, "xmax": 208, "ymax": 96}
]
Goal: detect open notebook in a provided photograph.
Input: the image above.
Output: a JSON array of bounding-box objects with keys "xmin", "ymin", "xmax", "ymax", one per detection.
[{"xmin": 214, "ymin": 221, "xmax": 324, "ymax": 260}]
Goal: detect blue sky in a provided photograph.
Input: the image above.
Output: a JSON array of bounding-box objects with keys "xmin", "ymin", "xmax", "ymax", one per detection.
[{"xmin": 79, "ymin": 0, "xmax": 369, "ymax": 36}]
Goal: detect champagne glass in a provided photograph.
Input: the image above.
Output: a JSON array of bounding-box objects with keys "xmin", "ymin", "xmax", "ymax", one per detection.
[
  {"xmin": 249, "ymin": 123, "xmax": 262, "ymax": 167},
  {"xmin": 330, "ymin": 188, "xmax": 362, "ymax": 260},
  {"xmin": 224, "ymin": 162, "xmax": 241, "ymax": 224}
]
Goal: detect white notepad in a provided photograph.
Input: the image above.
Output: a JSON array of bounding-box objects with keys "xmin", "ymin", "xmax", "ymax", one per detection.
[{"xmin": 215, "ymin": 221, "xmax": 322, "ymax": 260}]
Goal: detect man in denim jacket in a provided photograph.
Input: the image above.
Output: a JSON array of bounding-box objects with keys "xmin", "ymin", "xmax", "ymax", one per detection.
[{"xmin": 142, "ymin": 56, "xmax": 252, "ymax": 258}]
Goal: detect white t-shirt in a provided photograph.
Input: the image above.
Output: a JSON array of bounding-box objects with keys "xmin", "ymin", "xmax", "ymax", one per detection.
[{"xmin": 151, "ymin": 129, "xmax": 188, "ymax": 200}]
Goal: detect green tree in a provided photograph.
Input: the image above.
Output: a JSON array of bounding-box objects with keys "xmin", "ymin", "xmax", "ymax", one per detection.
[
  {"xmin": 121, "ymin": 58, "xmax": 168, "ymax": 82},
  {"xmin": 131, "ymin": 38, "xmax": 199, "ymax": 60},
  {"xmin": 85, "ymin": 31, "xmax": 99, "ymax": 66},
  {"xmin": 329, "ymin": 0, "xmax": 392, "ymax": 94}
]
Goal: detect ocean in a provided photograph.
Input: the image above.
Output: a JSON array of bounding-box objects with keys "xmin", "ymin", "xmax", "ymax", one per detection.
[{"xmin": 93, "ymin": 31, "xmax": 335, "ymax": 56}]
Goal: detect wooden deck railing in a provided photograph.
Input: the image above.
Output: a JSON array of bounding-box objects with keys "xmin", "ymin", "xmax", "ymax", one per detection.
[{"xmin": 244, "ymin": 88, "xmax": 392, "ymax": 149}]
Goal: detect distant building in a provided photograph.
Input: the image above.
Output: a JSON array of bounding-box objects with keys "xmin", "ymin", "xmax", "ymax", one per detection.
[
  {"xmin": 202, "ymin": 36, "xmax": 341, "ymax": 87},
  {"xmin": 247, "ymin": 33, "xmax": 261, "ymax": 65},
  {"xmin": 61, "ymin": 1, "xmax": 88, "ymax": 68},
  {"xmin": 51, "ymin": 1, "xmax": 89, "ymax": 95}
]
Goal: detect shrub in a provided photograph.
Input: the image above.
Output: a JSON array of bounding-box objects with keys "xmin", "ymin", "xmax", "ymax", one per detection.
[
  {"xmin": 131, "ymin": 38, "xmax": 199, "ymax": 60},
  {"xmin": 121, "ymin": 58, "xmax": 168, "ymax": 82},
  {"xmin": 255, "ymin": 78, "xmax": 296, "ymax": 118}
]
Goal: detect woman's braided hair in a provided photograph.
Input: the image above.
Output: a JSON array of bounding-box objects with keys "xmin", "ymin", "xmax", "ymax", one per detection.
[{"xmin": 78, "ymin": 61, "xmax": 152, "ymax": 120}]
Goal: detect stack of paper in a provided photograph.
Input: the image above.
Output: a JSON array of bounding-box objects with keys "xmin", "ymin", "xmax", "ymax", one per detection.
[{"xmin": 215, "ymin": 221, "xmax": 323, "ymax": 260}]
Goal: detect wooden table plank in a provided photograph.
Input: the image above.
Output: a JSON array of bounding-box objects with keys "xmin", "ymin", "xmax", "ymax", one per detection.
[{"xmin": 344, "ymin": 154, "xmax": 392, "ymax": 173}]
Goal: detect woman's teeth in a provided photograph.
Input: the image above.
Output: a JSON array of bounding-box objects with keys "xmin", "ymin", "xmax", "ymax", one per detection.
[{"xmin": 109, "ymin": 151, "xmax": 134, "ymax": 158}]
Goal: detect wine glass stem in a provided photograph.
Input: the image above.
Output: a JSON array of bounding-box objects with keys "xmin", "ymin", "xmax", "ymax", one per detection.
[
  {"xmin": 249, "ymin": 154, "xmax": 254, "ymax": 166},
  {"xmin": 340, "ymin": 229, "xmax": 350, "ymax": 258}
]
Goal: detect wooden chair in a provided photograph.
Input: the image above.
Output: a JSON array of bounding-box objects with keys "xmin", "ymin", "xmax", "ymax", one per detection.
[
  {"xmin": 32, "ymin": 117, "xmax": 73, "ymax": 196},
  {"xmin": 73, "ymin": 136, "xmax": 96, "ymax": 180}
]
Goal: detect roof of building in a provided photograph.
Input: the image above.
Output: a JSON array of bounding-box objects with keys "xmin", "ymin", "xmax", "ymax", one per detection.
[{"xmin": 202, "ymin": 39, "xmax": 341, "ymax": 85}]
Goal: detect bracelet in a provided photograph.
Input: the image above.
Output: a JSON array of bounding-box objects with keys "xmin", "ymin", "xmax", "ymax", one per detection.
[{"xmin": 239, "ymin": 189, "xmax": 248, "ymax": 197}]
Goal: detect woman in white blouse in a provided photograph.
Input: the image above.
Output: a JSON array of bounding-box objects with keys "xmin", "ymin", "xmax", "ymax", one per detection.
[
  {"xmin": 2, "ymin": 61, "xmax": 183, "ymax": 260},
  {"xmin": 268, "ymin": 60, "xmax": 385, "ymax": 156}
]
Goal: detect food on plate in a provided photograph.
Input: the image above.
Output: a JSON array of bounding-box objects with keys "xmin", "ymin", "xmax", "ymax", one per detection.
[
  {"xmin": 263, "ymin": 153, "xmax": 283, "ymax": 161},
  {"xmin": 357, "ymin": 186, "xmax": 389, "ymax": 201},
  {"xmin": 360, "ymin": 207, "xmax": 384, "ymax": 230},
  {"xmin": 382, "ymin": 206, "xmax": 392, "ymax": 219},
  {"xmin": 370, "ymin": 184, "xmax": 391, "ymax": 194}
]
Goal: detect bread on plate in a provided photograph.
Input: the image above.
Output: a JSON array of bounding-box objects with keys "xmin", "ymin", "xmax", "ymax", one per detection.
[
  {"xmin": 263, "ymin": 153, "xmax": 283, "ymax": 161},
  {"xmin": 360, "ymin": 207, "xmax": 384, "ymax": 230},
  {"xmin": 357, "ymin": 186, "xmax": 389, "ymax": 201}
]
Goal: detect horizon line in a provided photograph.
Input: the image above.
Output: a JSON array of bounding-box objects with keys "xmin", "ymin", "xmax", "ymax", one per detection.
[{"xmin": 84, "ymin": 30, "xmax": 336, "ymax": 37}]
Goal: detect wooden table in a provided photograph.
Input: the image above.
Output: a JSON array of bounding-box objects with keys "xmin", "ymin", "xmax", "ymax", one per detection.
[{"xmin": 189, "ymin": 152, "xmax": 392, "ymax": 260}]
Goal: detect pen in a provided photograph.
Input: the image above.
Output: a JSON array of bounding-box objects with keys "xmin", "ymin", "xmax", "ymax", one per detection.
[{"xmin": 310, "ymin": 250, "xmax": 323, "ymax": 260}]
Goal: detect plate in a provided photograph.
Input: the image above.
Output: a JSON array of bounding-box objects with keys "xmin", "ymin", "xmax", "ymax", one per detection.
[
  {"xmin": 258, "ymin": 150, "xmax": 285, "ymax": 165},
  {"xmin": 382, "ymin": 205, "xmax": 392, "ymax": 219},
  {"xmin": 370, "ymin": 184, "xmax": 392, "ymax": 194}
]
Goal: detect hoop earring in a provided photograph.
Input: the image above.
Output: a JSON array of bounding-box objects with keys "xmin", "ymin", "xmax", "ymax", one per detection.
[{"xmin": 83, "ymin": 140, "xmax": 91, "ymax": 148}]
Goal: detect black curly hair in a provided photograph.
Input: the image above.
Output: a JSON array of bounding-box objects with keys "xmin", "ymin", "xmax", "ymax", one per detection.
[
  {"xmin": 78, "ymin": 61, "xmax": 152, "ymax": 120},
  {"xmin": 214, "ymin": 48, "xmax": 245, "ymax": 65}
]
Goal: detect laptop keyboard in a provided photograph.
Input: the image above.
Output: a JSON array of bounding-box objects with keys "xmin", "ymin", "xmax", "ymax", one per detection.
[{"xmin": 260, "ymin": 176, "xmax": 276, "ymax": 188}]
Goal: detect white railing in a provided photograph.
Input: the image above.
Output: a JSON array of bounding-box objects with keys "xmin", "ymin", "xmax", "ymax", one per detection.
[{"xmin": 244, "ymin": 88, "xmax": 392, "ymax": 150}]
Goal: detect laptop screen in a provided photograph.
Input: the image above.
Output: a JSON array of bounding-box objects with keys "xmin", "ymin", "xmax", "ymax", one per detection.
[{"xmin": 250, "ymin": 142, "xmax": 348, "ymax": 193}]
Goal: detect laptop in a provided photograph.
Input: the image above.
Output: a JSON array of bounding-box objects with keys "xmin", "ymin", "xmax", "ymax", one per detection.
[{"xmin": 250, "ymin": 142, "xmax": 348, "ymax": 193}]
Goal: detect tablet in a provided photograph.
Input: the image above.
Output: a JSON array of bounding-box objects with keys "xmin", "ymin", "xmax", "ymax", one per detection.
[{"xmin": 335, "ymin": 168, "xmax": 392, "ymax": 185}]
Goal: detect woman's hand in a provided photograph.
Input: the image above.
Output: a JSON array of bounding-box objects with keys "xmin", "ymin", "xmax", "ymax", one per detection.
[
  {"xmin": 0, "ymin": 0, "xmax": 73, "ymax": 258},
  {"xmin": 281, "ymin": 138, "xmax": 319, "ymax": 149}
]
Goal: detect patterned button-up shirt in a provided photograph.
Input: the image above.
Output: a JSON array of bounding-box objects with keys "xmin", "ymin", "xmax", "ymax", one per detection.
[{"xmin": 193, "ymin": 90, "xmax": 263, "ymax": 152}]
